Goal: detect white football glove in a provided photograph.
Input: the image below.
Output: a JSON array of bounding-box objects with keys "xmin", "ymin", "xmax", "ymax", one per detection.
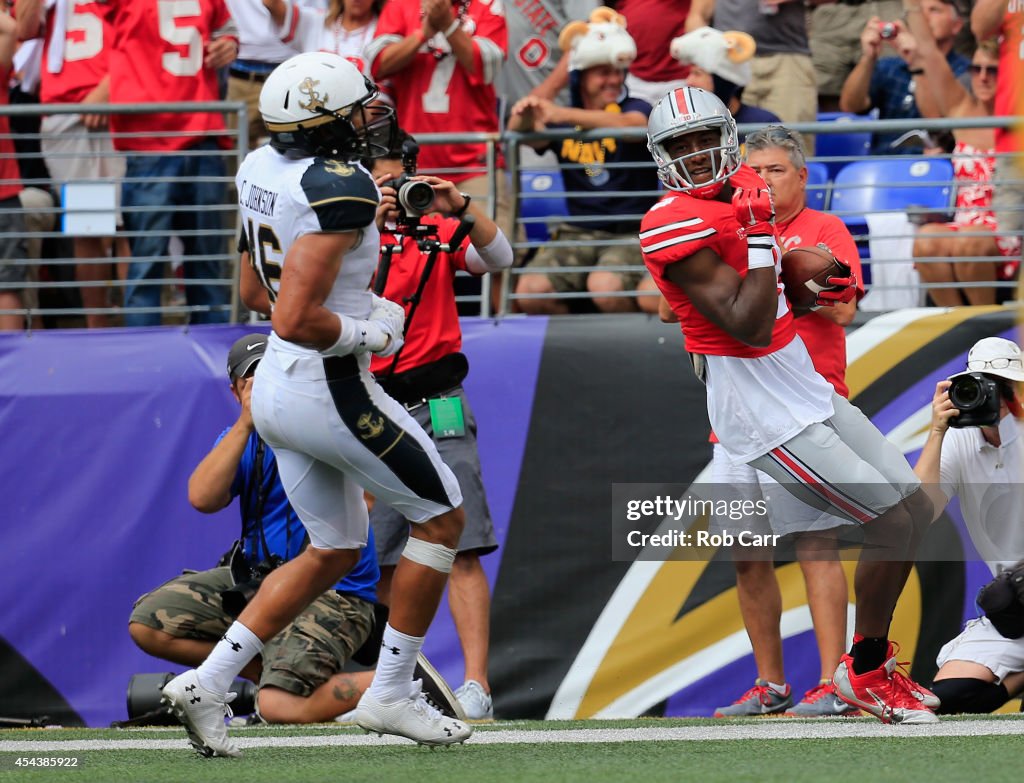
[{"xmin": 367, "ymin": 293, "xmax": 406, "ymax": 357}]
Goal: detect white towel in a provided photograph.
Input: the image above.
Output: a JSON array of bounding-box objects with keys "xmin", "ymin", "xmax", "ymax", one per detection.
[
  {"xmin": 13, "ymin": 40, "xmax": 43, "ymax": 92},
  {"xmin": 858, "ymin": 211, "xmax": 926, "ymax": 312},
  {"xmin": 46, "ymin": 0, "xmax": 66, "ymax": 75}
]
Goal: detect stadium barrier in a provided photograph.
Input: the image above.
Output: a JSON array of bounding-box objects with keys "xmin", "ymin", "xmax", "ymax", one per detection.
[{"xmin": 0, "ymin": 102, "xmax": 1020, "ymax": 325}]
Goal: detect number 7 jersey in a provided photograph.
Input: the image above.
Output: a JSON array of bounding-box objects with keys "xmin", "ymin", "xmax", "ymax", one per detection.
[{"xmin": 236, "ymin": 146, "xmax": 382, "ymax": 332}]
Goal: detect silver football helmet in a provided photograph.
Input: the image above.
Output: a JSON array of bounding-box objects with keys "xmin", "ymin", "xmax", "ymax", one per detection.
[
  {"xmin": 259, "ymin": 52, "xmax": 394, "ymax": 159},
  {"xmin": 647, "ymin": 86, "xmax": 741, "ymax": 198}
]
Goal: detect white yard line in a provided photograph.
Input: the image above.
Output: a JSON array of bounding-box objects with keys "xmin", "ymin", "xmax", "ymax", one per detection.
[{"xmin": 2, "ymin": 719, "xmax": 1023, "ymax": 752}]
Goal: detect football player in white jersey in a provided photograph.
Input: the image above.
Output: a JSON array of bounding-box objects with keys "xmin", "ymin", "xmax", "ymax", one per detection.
[
  {"xmin": 162, "ymin": 52, "xmax": 471, "ymax": 756},
  {"xmin": 640, "ymin": 86, "xmax": 940, "ymax": 724}
]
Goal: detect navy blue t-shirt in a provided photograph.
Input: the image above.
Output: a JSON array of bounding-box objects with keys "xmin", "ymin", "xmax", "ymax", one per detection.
[
  {"xmin": 548, "ymin": 96, "xmax": 660, "ymax": 234},
  {"xmin": 222, "ymin": 429, "xmax": 379, "ymax": 604},
  {"xmin": 735, "ymin": 103, "xmax": 782, "ymax": 143}
]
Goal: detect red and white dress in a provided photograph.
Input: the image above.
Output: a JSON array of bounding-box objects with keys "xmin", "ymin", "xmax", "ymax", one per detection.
[{"xmin": 948, "ymin": 140, "xmax": 1021, "ymax": 274}]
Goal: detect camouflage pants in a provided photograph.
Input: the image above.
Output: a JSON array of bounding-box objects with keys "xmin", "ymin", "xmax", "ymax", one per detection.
[{"xmin": 129, "ymin": 566, "xmax": 374, "ymax": 697}]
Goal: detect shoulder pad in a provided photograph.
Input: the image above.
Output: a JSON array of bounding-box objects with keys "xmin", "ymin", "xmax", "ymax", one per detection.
[{"xmin": 300, "ymin": 158, "xmax": 379, "ymax": 232}]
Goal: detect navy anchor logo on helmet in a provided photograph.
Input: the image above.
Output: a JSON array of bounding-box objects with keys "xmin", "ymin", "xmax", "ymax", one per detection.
[{"xmin": 297, "ymin": 77, "xmax": 327, "ymax": 113}]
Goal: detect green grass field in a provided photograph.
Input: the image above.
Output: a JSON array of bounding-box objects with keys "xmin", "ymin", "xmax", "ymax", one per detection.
[{"xmin": 3, "ymin": 717, "xmax": 1024, "ymax": 783}]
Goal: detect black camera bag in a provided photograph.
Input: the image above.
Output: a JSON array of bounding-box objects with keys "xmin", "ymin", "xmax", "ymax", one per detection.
[{"xmin": 977, "ymin": 560, "xmax": 1024, "ymax": 638}]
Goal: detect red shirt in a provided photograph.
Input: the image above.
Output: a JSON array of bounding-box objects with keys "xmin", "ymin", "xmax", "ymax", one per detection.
[
  {"xmin": 0, "ymin": 66, "xmax": 21, "ymax": 201},
  {"xmin": 368, "ymin": 0, "xmax": 507, "ymax": 184},
  {"xmin": 369, "ymin": 215, "xmax": 471, "ymax": 375},
  {"xmin": 38, "ymin": 2, "xmax": 111, "ymax": 104},
  {"xmin": 640, "ymin": 165, "xmax": 796, "ymax": 358},
  {"xmin": 103, "ymin": 0, "xmax": 233, "ymax": 151},
  {"xmin": 614, "ymin": 0, "xmax": 689, "ymax": 83},
  {"xmin": 775, "ymin": 208, "xmax": 864, "ymax": 398},
  {"xmin": 995, "ymin": 6, "xmax": 1024, "ymax": 154}
]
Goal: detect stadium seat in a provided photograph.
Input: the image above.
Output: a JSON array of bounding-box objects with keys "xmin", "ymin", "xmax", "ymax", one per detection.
[
  {"xmin": 519, "ymin": 169, "xmax": 569, "ymax": 243},
  {"xmin": 813, "ymin": 112, "xmax": 873, "ymax": 179},
  {"xmin": 805, "ymin": 161, "xmax": 830, "ymax": 212},
  {"xmin": 829, "ymin": 157, "xmax": 955, "ymax": 217}
]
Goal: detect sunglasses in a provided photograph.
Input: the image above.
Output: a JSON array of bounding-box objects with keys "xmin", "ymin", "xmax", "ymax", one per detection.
[
  {"xmin": 967, "ymin": 357, "xmax": 1022, "ymax": 370},
  {"xmin": 969, "ymin": 64, "xmax": 998, "ymax": 77}
]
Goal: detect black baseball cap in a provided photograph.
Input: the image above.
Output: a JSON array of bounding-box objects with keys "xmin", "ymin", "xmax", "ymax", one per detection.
[{"xmin": 227, "ymin": 334, "xmax": 268, "ymax": 381}]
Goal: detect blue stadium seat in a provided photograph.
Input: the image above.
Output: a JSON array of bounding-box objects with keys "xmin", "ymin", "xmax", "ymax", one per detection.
[
  {"xmin": 519, "ymin": 169, "xmax": 569, "ymax": 243},
  {"xmin": 814, "ymin": 112, "xmax": 873, "ymax": 179},
  {"xmin": 829, "ymin": 157, "xmax": 955, "ymax": 217},
  {"xmin": 805, "ymin": 161, "xmax": 830, "ymax": 211}
]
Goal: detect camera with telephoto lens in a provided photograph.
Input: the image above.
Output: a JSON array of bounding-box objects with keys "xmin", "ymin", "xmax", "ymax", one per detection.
[
  {"xmin": 879, "ymin": 22, "xmax": 897, "ymax": 40},
  {"xmin": 221, "ymin": 554, "xmax": 284, "ymax": 618},
  {"xmin": 947, "ymin": 372, "xmax": 1002, "ymax": 428},
  {"xmin": 382, "ymin": 139, "xmax": 435, "ymax": 222}
]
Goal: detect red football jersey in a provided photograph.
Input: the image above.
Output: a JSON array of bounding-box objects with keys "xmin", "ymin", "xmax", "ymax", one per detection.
[
  {"xmin": 0, "ymin": 66, "xmax": 22, "ymax": 201},
  {"xmin": 104, "ymin": 0, "xmax": 233, "ymax": 151},
  {"xmin": 37, "ymin": 1, "xmax": 112, "ymax": 104},
  {"xmin": 776, "ymin": 208, "xmax": 864, "ymax": 398},
  {"xmin": 640, "ymin": 165, "xmax": 795, "ymax": 358},
  {"xmin": 995, "ymin": 7, "xmax": 1024, "ymax": 155},
  {"xmin": 367, "ymin": 0, "xmax": 507, "ymax": 183},
  {"xmin": 369, "ymin": 215, "xmax": 471, "ymax": 375}
]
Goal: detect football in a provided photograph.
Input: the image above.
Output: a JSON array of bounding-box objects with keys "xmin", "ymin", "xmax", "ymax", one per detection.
[{"xmin": 779, "ymin": 245, "xmax": 846, "ymax": 312}]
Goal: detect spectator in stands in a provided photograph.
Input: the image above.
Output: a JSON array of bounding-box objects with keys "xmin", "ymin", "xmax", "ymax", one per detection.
[
  {"xmin": 0, "ymin": 9, "xmax": 26, "ymax": 331},
  {"xmin": 906, "ymin": 8, "xmax": 1016, "ymax": 306},
  {"xmin": 972, "ymin": 0, "xmax": 1024, "ymax": 290},
  {"xmin": 365, "ymin": 0, "xmax": 507, "ymax": 225},
  {"xmin": 225, "ymin": 0, "xmax": 327, "ymax": 152},
  {"xmin": 839, "ymin": 0, "xmax": 969, "ymax": 154},
  {"xmin": 103, "ymin": 1, "xmax": 238, "ymax": 327},
  {"xmin": 498, "ymin": 0, "xmax": 598, "ymax": 108},
  {"xmin": 670, "ymin": 26, "xmax": 780, "ymax": 135},
  {"xmin": 508, "ymin": 7, "xmax": 657, "ymax": 313},
  {"xmin": 810, "ymin": 0, "xmax": 903, "ymax": 113},
  {"xmin": 261, "ymin": 0, "xmax": 382, "ymax": 73},
  {"xmin": 613, "ymin": 0, "xmax": 689, "ymax": 107},
  {"xmin": 703, "ymin": 125, "xmax": 864, "ymax": 718},
  {"xmin": 686, "ymin": 0, "xmax": 817, "ymax": 130},
  {"xmin": 366, "ymin": 132, "xmax": 512, "ymax": 720},
  {"xmin": 16, "ymin": 0, "xmax": 128, "ymax": 328}
]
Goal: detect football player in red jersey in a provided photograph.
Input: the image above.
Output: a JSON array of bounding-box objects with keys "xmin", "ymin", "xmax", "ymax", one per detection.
[{"xmin": 640, "ymin": 86, "xmax": 939, "ymax": 724}]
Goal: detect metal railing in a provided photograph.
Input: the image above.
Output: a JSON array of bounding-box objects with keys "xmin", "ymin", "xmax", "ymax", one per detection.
[{"xmin": 0, "ymin": 102, "xmax": 1020, "ymax": 327}]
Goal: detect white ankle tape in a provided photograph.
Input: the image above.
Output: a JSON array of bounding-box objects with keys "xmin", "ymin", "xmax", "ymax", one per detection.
[{"xmin": 401, "ymin": 537, "xmax": 456, "ymax": 573}]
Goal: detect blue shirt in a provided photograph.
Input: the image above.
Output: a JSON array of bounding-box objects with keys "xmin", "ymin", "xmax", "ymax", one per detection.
[
  {"xmin": 222, "ymin": 429, "xmax": 379, "ymax": 604},
  {"xmin": 735, "ymin": 103, "xmax": 782, "ymax": 143},
  {"xmin": 868, "ymin": 52, "xmax": 970, "ymax": 154},
  {"xmin": 548, "ymin": 93, "xmax": 660, "ymax": 234}
]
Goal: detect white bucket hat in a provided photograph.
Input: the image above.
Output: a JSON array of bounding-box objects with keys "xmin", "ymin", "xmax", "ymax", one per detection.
[{"xmin": 953, "ymin": 337, "xmax": 1024, "ymax": 382}]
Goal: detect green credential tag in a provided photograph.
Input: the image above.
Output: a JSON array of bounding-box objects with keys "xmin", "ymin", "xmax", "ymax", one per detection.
[{"xmin": 428, "ymin": 396, "xmax": 465, "ymax": 438}]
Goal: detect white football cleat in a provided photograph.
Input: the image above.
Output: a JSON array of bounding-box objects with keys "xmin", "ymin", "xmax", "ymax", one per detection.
[
  {"xmin": 355, "ymin": 684, "xmax": 472, "ymax": 746},
  {"xmin": 162, "ymin": 670, "xmax": 240, "ymax": 758}
]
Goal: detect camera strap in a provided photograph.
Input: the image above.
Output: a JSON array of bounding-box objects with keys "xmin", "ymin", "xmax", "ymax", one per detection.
[{"xmin": 245, "ymin": 436, "xmax": 290, "ymax": 566}]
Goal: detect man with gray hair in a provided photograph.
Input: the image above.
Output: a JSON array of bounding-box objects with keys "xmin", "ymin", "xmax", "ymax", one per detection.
[{"xmin": 710, "ymin": 124, "xmax": 866, "ymax": 717}]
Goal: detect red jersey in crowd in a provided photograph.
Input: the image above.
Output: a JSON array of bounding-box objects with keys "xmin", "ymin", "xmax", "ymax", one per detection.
[
  {"xmin": 369, "ymin": 215, "xmax": 472, "ymax": 376},
  {"xmin": 640, "ymin": 164, "xmax": 796, "ymax": 358},
  {"xmin": 995, "ymin": 2, "xmax": 1024, "ymax": 155},
  {"xmin": 33, "ymin": 1, "xmax": 112, "ymax": 104},
  {"xmin": 366, "ymin": 0, "xmax": 507, "ymax": 184},
  {"xmin": 776, "ymin": 207, "xmax": 864, "ymax": 398},
  {"xmin": 0, "ymin": 64, "xmax": 22, "ymax": 201},
  {"xmin": 614, "ymin": 0, "xmax": 689, "ymax": 83},
  {"xmin": 102, "ymin": 0, "xmax": 236, "ymax": 152}
]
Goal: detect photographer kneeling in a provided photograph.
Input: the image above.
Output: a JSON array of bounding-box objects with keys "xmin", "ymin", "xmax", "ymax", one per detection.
[
  {"xmin": 914, "ymin": 336, "xmax": 1024, "ymax": 714},
  {"xmin": 128, "ymin": 335, "xmax": 457, "ymax": 724}
]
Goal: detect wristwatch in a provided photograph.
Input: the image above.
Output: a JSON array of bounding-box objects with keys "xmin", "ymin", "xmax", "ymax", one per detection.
[{"xmin": 452, "ymin": 193, "xmax": 472, "ymax": 218}]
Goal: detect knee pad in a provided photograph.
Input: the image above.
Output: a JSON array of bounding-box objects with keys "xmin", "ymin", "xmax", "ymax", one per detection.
[
  {"xmin": 930, "ymin": 678, "xmax": 1008, "ymax": 714},
  {"xmin": 401, "ymin": 536, "xmax": 457, "ymax": 574}
]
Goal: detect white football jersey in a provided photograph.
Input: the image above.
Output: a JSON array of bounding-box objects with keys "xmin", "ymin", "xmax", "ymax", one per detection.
[{"xmin": 236, "ymin": 145, "xmax": 381, "ymax": 349}]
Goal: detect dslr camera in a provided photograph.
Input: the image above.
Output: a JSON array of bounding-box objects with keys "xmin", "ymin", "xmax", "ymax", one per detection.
[
  {"xmin": 947, "ymin": 372, "xmax": 1002, "ymax": 428},
  {"xmin": 381, "ymin": 139, "xmax": 436, "ymax": 223},
  {"xmin": 221, "ymin": 552, "xmax": 284, "ymax": 618}
]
